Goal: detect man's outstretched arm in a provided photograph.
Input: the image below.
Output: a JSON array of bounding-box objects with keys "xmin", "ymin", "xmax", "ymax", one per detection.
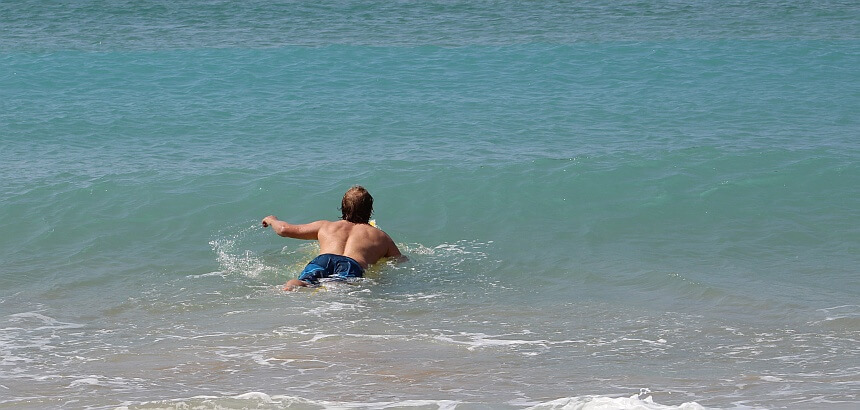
[{"xmin": 262, "ymin": 216, "xmax": 325, "ymax": 240}]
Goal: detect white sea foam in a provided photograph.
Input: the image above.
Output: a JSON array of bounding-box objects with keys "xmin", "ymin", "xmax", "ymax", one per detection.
[
  {"xmin": 306, "ymin": 301, "xmax": 366, "ymax": 318},
  {"xmin": 1, "ymin": 312, "xmax": 86, "ymax": 374},
  {"xmin": 432, "ymin": 331, "xmax": 585, "ymax": 352},
  {"xmin": 8, "ymin": 312, "xmax": 84, "ymax": 331},
  {"xmin": 404, "ymin": 240, "xmax": 493, "ymax": 259},
  {"xmin": 69, "ymin": 377, "xmax": 102, "ymax": 387},
  {"xmin": 67, "ymin": 374, "xmax": 142, "ymax": 390},
  {"xmin": 118, "ymin": 393, "xmax": 464, "ymax": 409},
  {"xmin": 813, "ymin": 305, "xmax": 860, "ymax": 328},
  {"xmin": 117, "ymin": 391, "xmax": 712, "ymax": 410},
  {"xmin": 524, "ymin": 394, "xmax": 708, "ymax": 410}
]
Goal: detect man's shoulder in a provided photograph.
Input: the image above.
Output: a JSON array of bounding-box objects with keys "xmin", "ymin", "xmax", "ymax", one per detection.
[
  {"xmin": 325, "ymin": 220, "xmax": 377, "ymax": 234},
  {"xmin": 320, "ymin": 219, "xmax": 351, "ymax": 230},
  {"xmin": 372, "ymin": 227, "xmax": 396, "ymax": 245},
  {"xmin": 356, "ymin": 222, "xmax": 392, "ymax": 240},
  {"xmin": 328, "ymin": 220, "xmax": 390, "ymax": 238}
]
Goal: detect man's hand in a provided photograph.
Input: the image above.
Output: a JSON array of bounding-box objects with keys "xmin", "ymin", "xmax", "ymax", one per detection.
[{"xmin": 262, "ymin": 215, "xmax": 278, "ymax": 228}]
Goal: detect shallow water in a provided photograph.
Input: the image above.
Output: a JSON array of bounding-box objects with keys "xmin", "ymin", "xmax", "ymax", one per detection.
[{"xmin": 1, "ymin": 1, "xmax": 859, "ymax": 409}]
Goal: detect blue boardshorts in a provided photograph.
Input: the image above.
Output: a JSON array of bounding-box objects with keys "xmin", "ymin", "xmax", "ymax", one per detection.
[{"xmin": 298, "ymin": 254, "xmax": 365, "ymax": 285}]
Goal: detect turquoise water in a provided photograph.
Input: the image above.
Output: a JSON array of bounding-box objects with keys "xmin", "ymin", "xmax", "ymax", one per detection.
[{"xmin": 1, "ymin": 1, "xmax": 859, "ymax": 409}]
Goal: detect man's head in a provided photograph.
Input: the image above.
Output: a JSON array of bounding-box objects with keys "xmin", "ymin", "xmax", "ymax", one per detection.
[{"xmin": 341, "ymin": 185, "xmax": 373, "ymax": 224}]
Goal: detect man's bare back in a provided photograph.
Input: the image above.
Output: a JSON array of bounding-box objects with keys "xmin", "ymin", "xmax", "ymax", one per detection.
[
  {"xmin": 317, "ymin": 220, "xmax": 400, "ymax": 268},
  {"xmin": 261, "ymin": 186, "xmax": 403, "ymax": 291},
  {"xmin": 261, "ymin": 217, "xmax": 401, "ymax": 269}
]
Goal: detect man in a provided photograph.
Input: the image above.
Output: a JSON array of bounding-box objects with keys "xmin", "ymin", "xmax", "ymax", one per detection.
[{"xmin": 262, "ymin": 186, "xmax": 403, "ymax": 291}]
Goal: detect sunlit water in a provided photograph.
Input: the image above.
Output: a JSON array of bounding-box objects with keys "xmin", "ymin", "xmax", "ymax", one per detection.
[{"xmin": 1, "ymin": 1, "xmax": 858, "ymax": 409}]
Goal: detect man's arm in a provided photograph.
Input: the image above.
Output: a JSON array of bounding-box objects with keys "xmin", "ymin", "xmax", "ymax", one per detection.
[
  {"xmin": 262, "ymin": 216, "xmax": 325, "ymax": 240},
  {"xmin": 384, "ymin": 235, "xmax": 408, "ymax": 262}
]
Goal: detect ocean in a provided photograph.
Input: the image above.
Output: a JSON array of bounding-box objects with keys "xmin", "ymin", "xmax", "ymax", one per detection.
[{"xmin": 1, "ymin": 1, "xmax": 858, "ymax": 409}]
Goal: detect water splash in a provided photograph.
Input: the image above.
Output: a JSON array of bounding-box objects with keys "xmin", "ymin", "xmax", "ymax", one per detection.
[{"xmin": 209, "ymin": 224, "xmax": 280, "ymax": 279}]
